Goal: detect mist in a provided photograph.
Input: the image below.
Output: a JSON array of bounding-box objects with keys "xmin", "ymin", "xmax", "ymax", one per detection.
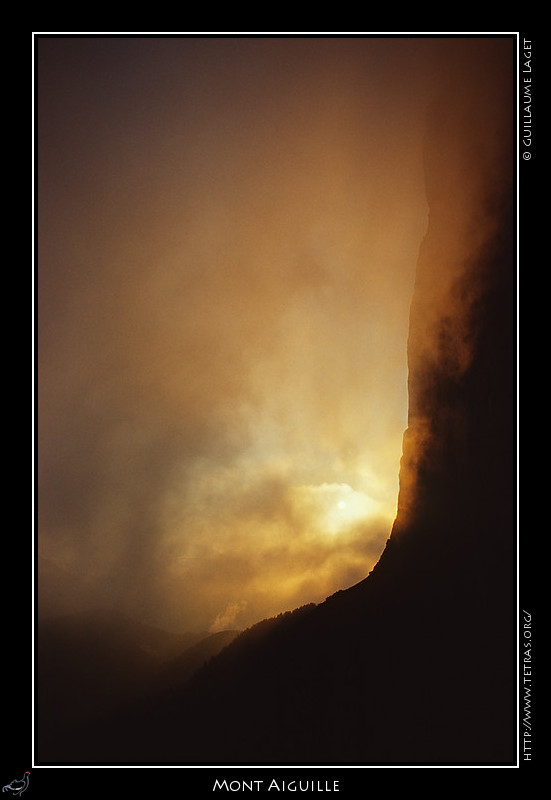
[{"xmin": 37, "ymin": 36, "xmax": 509, "ymax": 634}]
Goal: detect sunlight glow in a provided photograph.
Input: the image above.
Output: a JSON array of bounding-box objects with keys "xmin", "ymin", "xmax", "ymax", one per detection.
[{"xmin": 290, "ymin": 482, "xmax": 384, "ymax": 538}]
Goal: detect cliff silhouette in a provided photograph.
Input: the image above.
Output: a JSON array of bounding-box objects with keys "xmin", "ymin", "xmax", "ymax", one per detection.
[{"xmin": 35, "ymin": 38, "xmax": 517, "ymax": 766}]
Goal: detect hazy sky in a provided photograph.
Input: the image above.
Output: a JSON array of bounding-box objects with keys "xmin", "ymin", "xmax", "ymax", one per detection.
[{"xmin": 37, "ymin": 36, "xmax": 482, "ymax": 633}]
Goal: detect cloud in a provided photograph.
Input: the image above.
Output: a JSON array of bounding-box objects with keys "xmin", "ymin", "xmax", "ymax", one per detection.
[
  {"xmin": 42, "ymin": 37, "xmax": 506, "ymax": 634},
  {"xmin": 209, "ymin": 601, "xmax": 248, "ymax": 633}
]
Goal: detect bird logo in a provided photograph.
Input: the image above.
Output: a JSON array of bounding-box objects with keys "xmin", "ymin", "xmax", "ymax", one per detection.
[{"xmin": 2, "ymin": 773, "xmax": 30, "ymax": 796}]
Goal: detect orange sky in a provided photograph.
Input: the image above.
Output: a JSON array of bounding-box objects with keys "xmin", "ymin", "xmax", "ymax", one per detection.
[{"xmin": 37, "ymin": 36, "xmax": 512, "ymax": 633}]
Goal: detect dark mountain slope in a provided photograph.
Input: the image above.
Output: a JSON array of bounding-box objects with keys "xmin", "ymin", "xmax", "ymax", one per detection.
[
  {"xmin": 36, "ymin": 38, "xmax": 517, "ymax": 766},
  {"xmin": 36, "ymin": 609, "xmax": 238, "ymax": 749}
]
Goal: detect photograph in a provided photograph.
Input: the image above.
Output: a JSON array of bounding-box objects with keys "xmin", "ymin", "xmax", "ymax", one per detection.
[{"xmin": 28, "ymin": 33, "xmax": 523, "ymax": 784}]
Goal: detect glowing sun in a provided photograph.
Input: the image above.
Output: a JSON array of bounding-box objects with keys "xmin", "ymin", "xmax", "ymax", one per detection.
[{"xmin": 290, "ymin": 482, "xmax": 382, "ymax": 537}]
